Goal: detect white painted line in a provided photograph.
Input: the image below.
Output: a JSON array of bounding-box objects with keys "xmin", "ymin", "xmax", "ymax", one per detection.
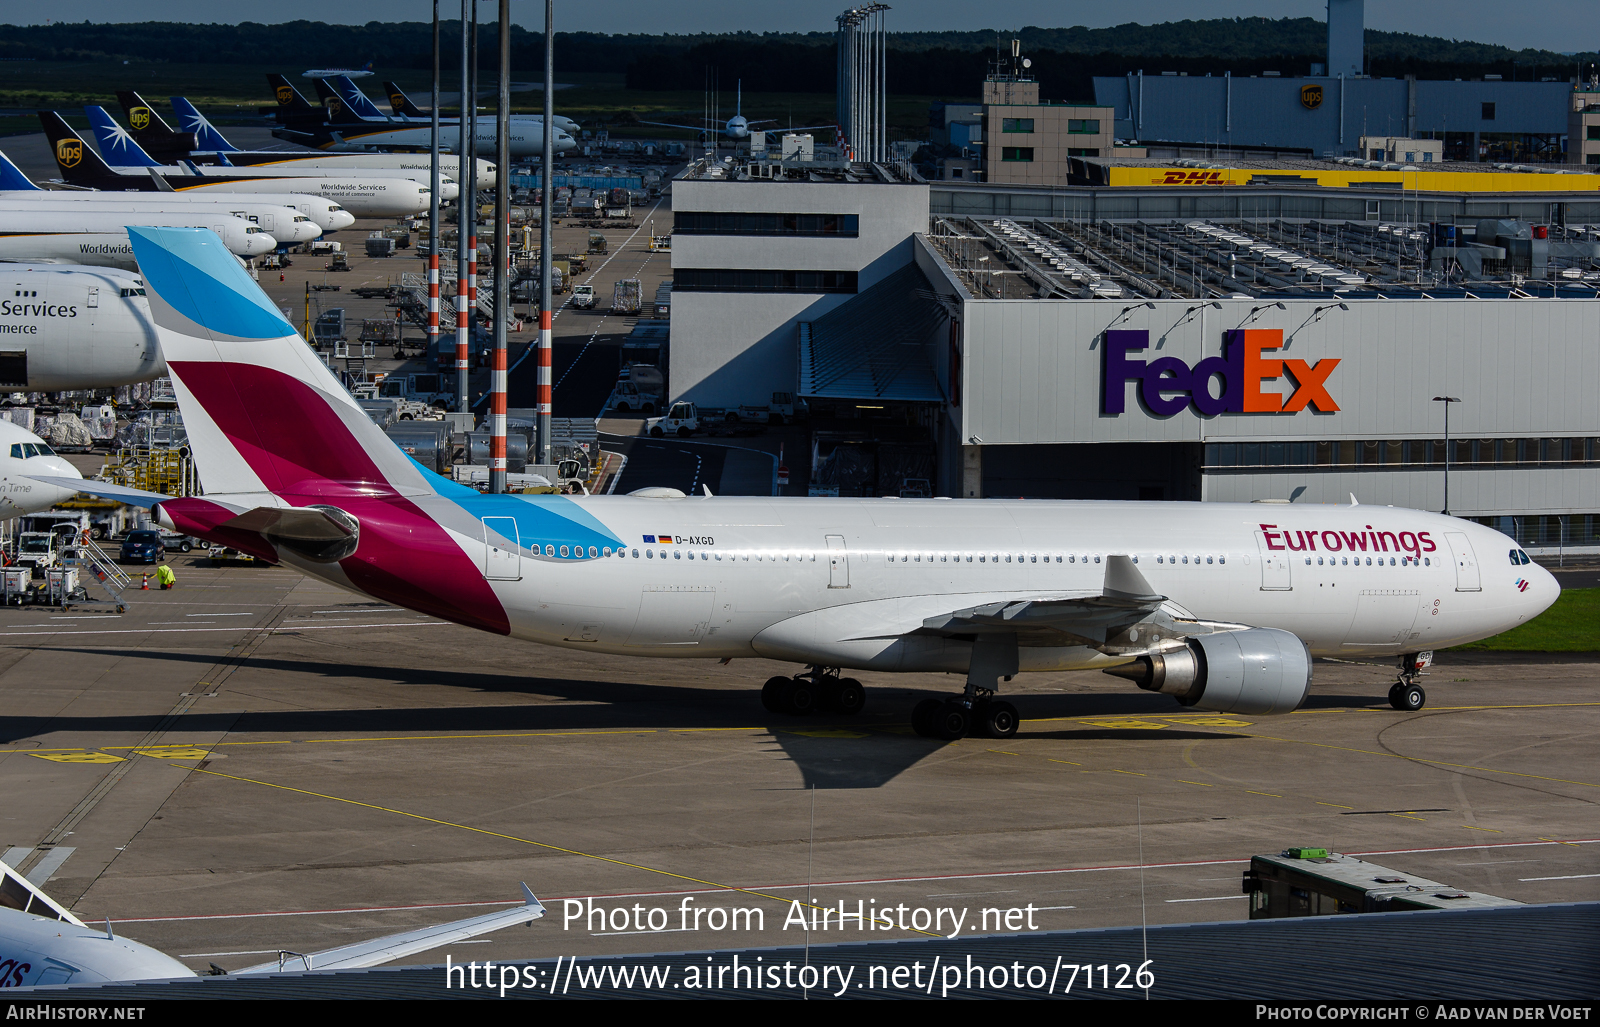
[
  {"xmin": 23, "ymin": 847, "xmax": 74, "ymax": 886},
  {"xmin": 49, "ymin": 616, "xmax": 122, "ymax": 621},
  {"xmin": 1518, "ymin": 873, "xmax": 1600, "ymax": 881},
  {"xmin": 177, "ymin": 948, "xmax": 281, "ymax": 959},
  {"xmin": 191, "ymin": 613, "xmax": 253, "ymax": 617},
  {"xmin": 1164, "ymin": 895, "xmax": 1243, "ymax": 903}
]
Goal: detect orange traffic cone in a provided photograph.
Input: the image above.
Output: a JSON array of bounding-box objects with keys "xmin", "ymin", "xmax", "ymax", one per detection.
[{"xmin": 140, "ymin": 574, "xmax": 149, "ymax": 590}]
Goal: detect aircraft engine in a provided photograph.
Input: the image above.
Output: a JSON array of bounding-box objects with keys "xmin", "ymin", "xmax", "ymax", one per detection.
[{"xmin": 1104, "ymin": 627, "xmax": 1312, "ymax": 716}]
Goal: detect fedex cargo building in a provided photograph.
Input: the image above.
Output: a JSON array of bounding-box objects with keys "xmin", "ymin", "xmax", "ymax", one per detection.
[{"xmin": 910, "ymin": 228, "xmax": 1600, "ymax": 555}]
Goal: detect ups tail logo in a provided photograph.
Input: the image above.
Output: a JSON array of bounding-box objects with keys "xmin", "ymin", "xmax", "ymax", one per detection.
[
  {"xmin": 1301, "ymin": 84, "xmax": 1324, "ymax": 110},
  {"xmin": 56, "ymin": 139, "xmax": 82, "ymax": 168},
  {"xmin": 389, "ymin": 92, "xmax": 405, "ymax": 110},
  {"xmin": 1160, "ymin": 170, "xmax": 1225, "ymax": 185},
  {"xmin": 324, "ymin": 98, "xmax": 343, "ymax": 114},
  {"xmin": 129, "ymin": 106, "xmax": 151, "ymax": 130},
  {"xmin": 275, "ymin": 85, "xmax": 293, "ymax": 105}
]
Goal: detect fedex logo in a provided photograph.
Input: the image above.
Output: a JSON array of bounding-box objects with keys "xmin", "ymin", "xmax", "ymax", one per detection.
[{"xmin": 1102, "ymin": 329, "xmax": 1339, "ymax": 417}]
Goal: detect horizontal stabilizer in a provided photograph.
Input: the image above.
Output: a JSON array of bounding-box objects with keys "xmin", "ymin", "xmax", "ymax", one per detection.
[
  {"xmin": 23, "ymin": 476, "xmax": 162, "ymax": 507},
  {"xmin": 234, "ymin": 885, "xmax": 545, "ymax": 975}
]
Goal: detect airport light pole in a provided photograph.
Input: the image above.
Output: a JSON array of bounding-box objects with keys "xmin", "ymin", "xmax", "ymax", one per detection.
[
  {"xmin": 489, "ymin": 0, "xmax": 510, "ymax": 495},
  {"xmin": 428, "ymin": 0, "xmax": 442, "ymax": 407},
  {"xmin": 467, "ymin": 0, "xmax": 480, "ymax": 397},
  {"xmin": 1433, "ymin": 395, "xmax": 1461, "ymax": 515},
  {"xmin": 537, "ymin": 0, "xmax": 553, "ymax": 467},
  {"xmin": 455, "ymin": 0, "xmax": 470, "ymax": 415}
]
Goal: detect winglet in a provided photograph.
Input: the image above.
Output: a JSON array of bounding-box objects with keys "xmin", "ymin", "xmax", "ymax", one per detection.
[
  {"xmin": 148, "ymin": 166, "xmax": 175, "ymax": 192},
  {"xmin": 520, "ymin": 883, "xmax": 546, "ymax": 919},
  {"xmin": 1103, "ymin": 555, "xmax": 1163, "ymax": 603},
  {"xmin": 1349, "ymin": 493, "xmax": 1360, "ymax": 506}
]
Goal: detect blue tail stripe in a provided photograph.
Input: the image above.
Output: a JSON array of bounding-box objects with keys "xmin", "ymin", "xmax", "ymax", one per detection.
[
  {"xmin": 84, "ymin": 105, "xmax": 160, "ymax": 167},
  {"xmin": 127, "ymin": 227, "xmax": 299, "ymax": 341},
  {"xmin": 0, "ymin": 150, "xmax": 40, "ymax": 190}
]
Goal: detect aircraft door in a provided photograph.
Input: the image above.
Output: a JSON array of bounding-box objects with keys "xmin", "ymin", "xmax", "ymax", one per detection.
[
  {"xmin": 825, "ymin": 535, "xmax": 849, "ymax": 588},
  {"xmin": 1444, "ymin": 531, "xmax": 1481, "ymax": 591},
  {"xmin": 482, "ymin": 517, "xmax": 521, "ymax": 580},
  {"xmin": 1255, "ymin": 531, "xmax": 1291, "ymax": 590}
]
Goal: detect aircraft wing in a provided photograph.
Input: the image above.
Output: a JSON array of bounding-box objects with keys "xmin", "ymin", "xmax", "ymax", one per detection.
[
  {"xmin": 233, "ymin": 884, "xmax": 546, "ymax": 975},
  {"xmin": 915, "ymin": 556, "xmax": 1241, "ymax": 654},
  {"xmin": 635, "ymin": 119, "xmax": 720, "ymax": 131},
  {"xmin": 23, "ymin": 476, "xmax": 164, "ymax": 508}
]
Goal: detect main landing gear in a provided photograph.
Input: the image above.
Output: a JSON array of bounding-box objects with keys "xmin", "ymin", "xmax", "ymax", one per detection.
[
  {"xmin": 1388, "ymin": 651, "xmax": 1433, "ymax": 711},
  {"xmin": 912, "ymin": 686, "xmax": 1018, "ymax": 740},
  {"xmin": 761, "ymin": 667, "xmax": 867, "ymax": 717}
]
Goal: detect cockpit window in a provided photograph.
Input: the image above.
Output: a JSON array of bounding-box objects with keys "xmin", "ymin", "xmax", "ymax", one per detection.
[
  {"xmin": 8, "ymin": 444, "xmax": 19, "ymax": 459},
  {"xmin": 1508, "ymin": 549, "xmax": 1532, "ymax": 566}
]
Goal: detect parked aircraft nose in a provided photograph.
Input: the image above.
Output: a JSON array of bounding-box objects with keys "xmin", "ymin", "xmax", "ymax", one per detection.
[
  {"xmin": 289, "ymin": 218, "xmax": 322, "ymax": 243},
  {"xmin": 327, "ymin": 209, "xmax": 356, "ymax": 230},
  {"xmin": 556, "ymin": 132, "xmax": 577, "ymax": 153},
  {"xmin": 437, "ymin": 181, "xmax": 460, "ymax": 201},
  {"xmin": 1523, "ymin": 560, "xmax": 1561, "ymax": 622},
  {"xmin": 244, "ymin": 231, "xmax": 278, "ymax": 256}
]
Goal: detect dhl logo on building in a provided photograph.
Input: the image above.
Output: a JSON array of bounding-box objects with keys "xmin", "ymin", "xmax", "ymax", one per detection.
[
  {"xmin": 55, "ymin": 140, "xmax": 82, "ymax": 168},
  {"xmin": 129, "ymin": 107, "xmax": 151, "ymax": 130},
  {"xmin": 1158, "ymin": 170, "xmax": 1236, "ymax": 185}
]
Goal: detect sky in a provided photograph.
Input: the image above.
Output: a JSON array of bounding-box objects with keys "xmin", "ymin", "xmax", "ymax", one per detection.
[{"xmin": 10, "ymin": 1, "xmax": 1596, "ymax": 53}]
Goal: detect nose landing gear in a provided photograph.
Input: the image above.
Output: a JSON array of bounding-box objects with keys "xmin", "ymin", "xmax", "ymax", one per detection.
[
  {"xmin": 1388, "ymin": 651, "xmax": 1433, "ymax": 711},
  {"xmin": 760, "ymin": 667, "xmax": 866, "ymax": 717}
]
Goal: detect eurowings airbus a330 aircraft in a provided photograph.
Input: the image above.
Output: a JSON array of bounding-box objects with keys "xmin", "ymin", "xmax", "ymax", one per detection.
[{"xmin": 40, "ymin": 228, "xmax": 1560, "ymax": 741}]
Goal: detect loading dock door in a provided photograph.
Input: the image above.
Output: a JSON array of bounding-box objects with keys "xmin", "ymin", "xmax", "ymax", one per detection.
[
  {"xmin": 1444, "ymin": 532, "xmax": 1481, "ymax": 592},
  {"xmin": 826, "ymin": 535, "xmax": 849, "ymax": 588}
]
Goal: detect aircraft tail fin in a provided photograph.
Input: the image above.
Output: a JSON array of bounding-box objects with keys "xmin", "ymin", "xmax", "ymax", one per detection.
[
  {"xmin": 328, "ymin": 75, "xmax": 389, "ymax": 121},
  {"xmin": 124, "ymin": 226, "xmax": 430, "ymax": 500},
  {"xmin": 171, "ymin": 96, "xmax": 241, "ymax": 152},
  {"xmin": 84, "ymin": 105, "xmax": 162, "ymax": 167},
  {"xmin": 114, "ymin": 90, "xmax": 197, "ymax": 160},
  {"xmin": 309, "ymin": 76, "xmax": 364, "ymax": 125},
  {"xmin": 266, "ymin": 74, "xmax": 320, "ymax": 116},
  {"xmin": 383, "ymin": 80, "xmax": 427, "ymax": 119},
  {"xmin": 0, "ymin": 149, "xmax": 42, "ymax": 191},
  {"xmin": 37, "ymin": 111, "xmax": 117, "ymax": 184}
]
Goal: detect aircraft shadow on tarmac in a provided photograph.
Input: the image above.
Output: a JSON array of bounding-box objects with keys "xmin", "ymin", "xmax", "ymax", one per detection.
[{"xmin": 11, "ymin": 646, "xmax": 1382, "ymax": 789}]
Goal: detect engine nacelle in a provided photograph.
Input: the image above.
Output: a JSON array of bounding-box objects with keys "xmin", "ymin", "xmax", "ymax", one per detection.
[{"xmin": 1104, "ymin": 628, "xmax": 1312, "ymax": 716}]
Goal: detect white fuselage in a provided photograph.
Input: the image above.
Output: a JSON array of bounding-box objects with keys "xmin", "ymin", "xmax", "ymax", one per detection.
[
  {"xmin": 107, "ymin": 162, "xmax": 458, "ymax": 201},
  {"xmin": 318, "ymin": 123, "xmax": 576, "ymax": 159},
  {"xmin": 0, "ymin": 264, "xmax": 162, "ymax": 391},
  {"xmin": 152, "ymin": 174, "xmax": 432, "ymax": 218},
  {"xmin": 4, "ymin": 199, "xmax": 320, "ymax": 244},
  {"xmin": 0, "ymin": 909, "xmax": 194, "ymax": 986},
  {"xmin": 230, "ymin": 153, "xmax": 497, "ymax": 190},
  {"xmin": 0, "ymin": 211, "xmax": 274, "ymax": 257},
  {"xmin": 270, "ymin": 495, "xmax": 1559, "ymax": 678},
  {"xmin": 3, "ymin": 190, "xmax": 358, "ymax": 233},
  {"xmin": 0, "ymin": 419, "xmax": 85, "ymax": 519}
]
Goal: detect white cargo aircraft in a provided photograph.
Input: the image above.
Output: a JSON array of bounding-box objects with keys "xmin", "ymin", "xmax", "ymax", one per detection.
[
  {"xmin": 0, "ymin": 211, "xmax": 274, "ymax": 260},
  {"xmin": 0, "ymin": 857, "xmax": 545, "ymax": 985},
  {"xmin": 0, "ymin": 264, "xmax": 162, "ymax": 390},
  {"xmin": 41, "ymin": 228, "xmax": 1561, "ymax": 740}
]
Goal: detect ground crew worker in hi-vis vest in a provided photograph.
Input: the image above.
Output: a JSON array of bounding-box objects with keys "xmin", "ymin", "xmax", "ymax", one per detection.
[{"xmin": 155, "ymin": 563, "xmax": 176, "ymax": 590}]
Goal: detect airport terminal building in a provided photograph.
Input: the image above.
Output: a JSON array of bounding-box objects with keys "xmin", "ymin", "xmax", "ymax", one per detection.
[{"xmin": 670, "ymin": 157, "xmax": 1600, "ymax": 553}]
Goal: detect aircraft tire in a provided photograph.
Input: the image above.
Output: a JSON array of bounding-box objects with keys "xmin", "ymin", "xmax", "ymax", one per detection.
[
  {"xmin": 833, "ymin": 678, "xmax": 866, "ymax": 716},
  {"xmin": 783, "ymin": 678, "xmax": 818, "ymax": 716},
  {"xmin": 980, "ymin": 700, "xmax": 1019, "ymax": 740},
  {"xmin": 761, "ymin": 676, "xmax": 790, "ymax": 713},
  {"xmin": 1392, "ymin": 683, "xmax": 1426, "ymax": 712},
  {"xmin": 912, "ymin": 698, "xmax": 942, "ymax": 737},
  {"xmin": 933, "ymin": 700, "xmax": 970, "ymax": 740}
]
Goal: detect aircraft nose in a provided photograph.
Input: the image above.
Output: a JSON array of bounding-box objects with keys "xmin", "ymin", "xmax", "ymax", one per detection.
[
  {"xmin": 40, "ymin": 456, "xmax": 82, "ymax": 481},
  {"xmin": 1529, "ymin": 562, "xmax": 1561, "ymax": 618},
  {"xmin": 331, "ymin": 211, "xmax": 356, "ymax": 229}
]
